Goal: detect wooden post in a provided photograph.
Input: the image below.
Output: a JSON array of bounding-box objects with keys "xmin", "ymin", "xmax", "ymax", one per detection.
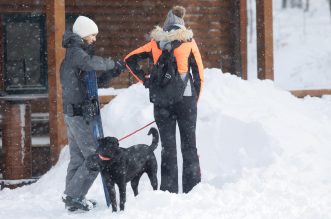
[
  {"xmin": 290, "ymin": 89, "xmax": 331, "ymax": 98},
  {"xmin": 239, "ymin": 0, "xmax": 248, "ymax": 80},
  {"xmin": 256, "ymin": 0, "xmax": 274, "ymax": 80},
  {"xmin": 3, "ymin": 101, "xmax": 32, "ymax": 179},
  {"xmin": 46, "ymin": 0, "xmax": 67, "ymax": 165}
]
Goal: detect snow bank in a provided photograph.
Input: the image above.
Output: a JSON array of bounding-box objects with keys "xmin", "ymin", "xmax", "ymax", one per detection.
[{"xmin": 1, "ymin": 69, "xmax": 331, "ymax": 219}]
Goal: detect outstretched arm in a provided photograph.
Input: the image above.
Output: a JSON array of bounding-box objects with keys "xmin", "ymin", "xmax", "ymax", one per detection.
[
  {"xmin": 124, "ymin": 41, "xmax": 153, "ymax": 82},
  {"xmin": 97, "ymin": 60, "xmax": 126, "ymax": 87},
  {"xmin": 73, "ymin": 48, "xmax": 115, "ymax": 72}
]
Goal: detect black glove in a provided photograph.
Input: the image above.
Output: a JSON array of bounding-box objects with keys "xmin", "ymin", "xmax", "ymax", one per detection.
[
  {"xmin": 109, "ymin": 60, "xmax": 126, "ymax": 78},
  {"xmin": 114, "ymin": 60, "xmax": 126, "ymax": 72}
]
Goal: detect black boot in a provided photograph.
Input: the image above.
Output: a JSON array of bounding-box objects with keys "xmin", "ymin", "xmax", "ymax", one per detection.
[{"xmin": 62, "ymin": 194, "xmax": 95, "ymax": 212}]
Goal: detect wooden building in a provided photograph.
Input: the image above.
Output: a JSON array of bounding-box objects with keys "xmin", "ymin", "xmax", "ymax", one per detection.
[{"xmin": 0, "ymin": 0, "xmax": 273, "ymax": 186}]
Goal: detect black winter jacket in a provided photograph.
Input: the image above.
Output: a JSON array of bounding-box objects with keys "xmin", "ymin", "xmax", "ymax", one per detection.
[{"xmin": 60, "ymin": 31, "xmax": 115, "ymax": 111}]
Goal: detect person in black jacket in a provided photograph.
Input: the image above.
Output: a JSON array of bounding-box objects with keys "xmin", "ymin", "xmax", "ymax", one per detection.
[
  {"xmin": 125, "ymin": 6, "xmax": 203, "ymax": 194},
  {"xmin": 60, "ymin": 16, "xmax": 125, "ymax": 212}
]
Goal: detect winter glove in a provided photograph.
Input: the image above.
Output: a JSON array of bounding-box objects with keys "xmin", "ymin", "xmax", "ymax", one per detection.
[
  {"xmin": 107, "ymin": 60, "xmax": 125, "ymax": 78},
  {"xmin": 114, "ymin": 60, "xmax": 126, "ymax": 71},
  {"xmin": 114, "ymin": 60, "xmax": 126, "ymax": 74},
  {"xmin": 98, "ymin": 61, "xmax": 124, "ymax": 87}
]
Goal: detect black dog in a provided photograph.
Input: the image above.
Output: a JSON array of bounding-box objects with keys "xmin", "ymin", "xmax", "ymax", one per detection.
[{"xmin": 87, "ymin": 127, "xmax": 159, "ymax": 212}]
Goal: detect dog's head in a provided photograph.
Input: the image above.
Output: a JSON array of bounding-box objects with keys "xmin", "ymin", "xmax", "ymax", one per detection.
[{"xmin": 96, "ymin": 136, "xmax": 120, "ymax": 160}]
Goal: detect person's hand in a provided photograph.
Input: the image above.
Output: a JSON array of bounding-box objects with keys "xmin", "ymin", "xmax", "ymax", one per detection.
[
  {"xmin": 114, "ymin": 60, "xmax": 126, "ymax": 72},
  {"xmin": 109, "ymin": 60, "xmax": 126, "ymax": 77}
]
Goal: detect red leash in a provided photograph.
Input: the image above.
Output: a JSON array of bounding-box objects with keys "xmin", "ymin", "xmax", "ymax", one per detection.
[
  {"xmin": 119, "ymin": 65, "xmax": 154, "ymax": 142},
  {"xmin": 118, "ymin": 121, "xmax": 156, "ymax": 142}
]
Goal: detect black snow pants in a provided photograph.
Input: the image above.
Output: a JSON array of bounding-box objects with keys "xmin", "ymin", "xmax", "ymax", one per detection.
[{"xmin": 154, "ymin": 96, "xmax": 201, "ymax": 193}]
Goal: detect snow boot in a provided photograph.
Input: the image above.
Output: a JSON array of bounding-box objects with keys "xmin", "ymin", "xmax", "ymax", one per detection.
[
  {"xmin": 62, "ymin": 194, "xmax": 96, "ymax": 212},
  {"xmin": 86, "ymin": 199, "xmax": 97, "ymax": 208}
]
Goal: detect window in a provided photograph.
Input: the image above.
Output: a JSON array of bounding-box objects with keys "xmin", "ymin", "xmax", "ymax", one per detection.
[
  {"xmin": 65, "ymin": 14, "xmax": 79, "ymax": 31},
  {"xmin": 3, "ymin": 14, "xmax": 47, "ymax": 94}
]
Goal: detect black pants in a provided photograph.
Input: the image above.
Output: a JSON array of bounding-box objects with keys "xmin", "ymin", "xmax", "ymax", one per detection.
[{"xmin": 154, "ymin": 96, "xmax": 201, "ymax": 193}]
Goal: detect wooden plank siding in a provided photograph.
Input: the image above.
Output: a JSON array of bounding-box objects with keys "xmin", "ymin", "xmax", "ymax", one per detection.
[
  {"xmin": 65, "ymin": 0, "xmax": 245, "ymax": 79},
  {"xmin": 65, "ymin": 0, "xmax": 173, "ymax": 87},
  {"xmin": 0, "ymin": 0, "xmax": 246, "ymax": 88},
  {"xmin": 182, "ymin": 0, "xmax": 244, "ymax": 75},
  {"xmin": 0, "ymin": 1, "xmax": 45, "ymax": 13}
]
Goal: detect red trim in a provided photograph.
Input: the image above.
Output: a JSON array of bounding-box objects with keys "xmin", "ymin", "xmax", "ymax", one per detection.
[{"xmin": 98, "ymin": 154, "xmax": 111, "ymax": 161}]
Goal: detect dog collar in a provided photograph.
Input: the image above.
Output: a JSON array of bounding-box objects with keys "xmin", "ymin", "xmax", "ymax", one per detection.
[{"xmin": 98, "ymin": 154, "xmax": 111, "ymax": 161}]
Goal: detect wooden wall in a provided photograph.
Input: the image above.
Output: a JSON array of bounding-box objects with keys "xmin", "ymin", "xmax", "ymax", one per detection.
[
  {"xmin": 0, "ymin": 0, "xmax": 244, "ymax": 89},
  {"xmin": 66, "ymin": 0, "xmax": 171, "ymax": 87},
  {"xmin": 65, "ymin": 0, "xmax": 244, "ymax": 84},
  {"xmin": 178, "ymin": 0, "xmax": 243, "ymax": 75}
]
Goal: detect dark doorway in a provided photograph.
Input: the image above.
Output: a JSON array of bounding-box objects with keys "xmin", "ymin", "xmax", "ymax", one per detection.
[{"xmin": 3, "ymin": 14, "xmax": 47, "ymax": 94}]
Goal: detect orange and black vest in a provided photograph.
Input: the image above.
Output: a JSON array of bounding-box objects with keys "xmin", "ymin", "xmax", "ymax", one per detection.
[{"xmin": 125, "ymin": 38, "xmax": 204, "ymax": 99}]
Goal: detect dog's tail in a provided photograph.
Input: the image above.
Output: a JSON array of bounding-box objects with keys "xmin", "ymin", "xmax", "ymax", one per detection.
[{"xmin": 148, "ymin": 127, "xmax": 159, "ymax": 151}]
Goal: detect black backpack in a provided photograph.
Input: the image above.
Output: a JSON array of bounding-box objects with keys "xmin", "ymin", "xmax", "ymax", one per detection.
[{"xmin": 148, "ymin": 45, "xmax": 189, "ymax": 107}]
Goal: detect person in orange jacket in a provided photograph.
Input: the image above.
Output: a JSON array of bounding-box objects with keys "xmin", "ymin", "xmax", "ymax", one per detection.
[{"xmin": 125, "ymin": 6, "xmax": 204, "ymax": 193}]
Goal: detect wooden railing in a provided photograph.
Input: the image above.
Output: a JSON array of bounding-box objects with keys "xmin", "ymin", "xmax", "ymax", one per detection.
[
  {"xmin": 99, "ymin": 95, "xmax": 116, "ymax": 107},
  {"xmin": 290, "ymin": 89, "xmax": 331, "ymax": 98}
]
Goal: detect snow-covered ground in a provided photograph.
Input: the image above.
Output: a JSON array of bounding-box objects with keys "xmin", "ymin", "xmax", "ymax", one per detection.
[
  {"xmin": 1, "ymin": 1, "xmax": 331, "ymax": 219},
  {"xmin": 1, "ymin": 69, "xmax": 331, "ymax": 219}
]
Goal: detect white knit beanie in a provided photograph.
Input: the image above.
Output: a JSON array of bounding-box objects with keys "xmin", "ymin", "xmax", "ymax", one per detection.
[{"xmin": 73, "ymin": 16, "xmax": 99, "ymax": 38}]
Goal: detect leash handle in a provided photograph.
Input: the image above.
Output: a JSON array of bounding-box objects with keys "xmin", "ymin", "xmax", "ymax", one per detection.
[{"xmin": 118, "ymin": 121, "xmax": 155, "ymax": 142}]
